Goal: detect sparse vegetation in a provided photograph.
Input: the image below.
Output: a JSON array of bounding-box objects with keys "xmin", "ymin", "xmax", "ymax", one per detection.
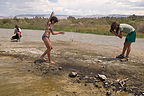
[{"xmin": 0, "ymin": 15, "xmax": 144, "ymax": 38}]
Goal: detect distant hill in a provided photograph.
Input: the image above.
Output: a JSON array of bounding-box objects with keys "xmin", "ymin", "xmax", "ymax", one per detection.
[
  {"xmin": 0, "ymin": 16, "xmax": 3, "ymax": 18},
  {"xmin": 15, "ymin": 14, "xmax": 125, "ymax": 19},
  {"xmin": 16, "ymin": 14, "xmax": 49, "ymax": 18},
  {"xmin": 108, "ymin": 14, "xmax": 129, "ymax": 17},
  {"xmin": 15, "ymin": 14, "xmax": 70, "ymax": 19},
  {"xmin": 0, "ymin": 14, "xmax": 139, "ymax": 19},
  {"xmin": 85, "ymin": 14, "xmax": 106, "ymax": 18}
]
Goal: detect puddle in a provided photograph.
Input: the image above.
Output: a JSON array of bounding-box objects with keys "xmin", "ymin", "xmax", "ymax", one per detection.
[{"xmin": 0, "ymin": 55, "xmax": 62, "ymax": 96}]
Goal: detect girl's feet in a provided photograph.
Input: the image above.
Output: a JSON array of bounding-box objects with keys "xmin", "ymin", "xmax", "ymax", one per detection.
[
  {"xmin": 50, "ymin": 61, "xmax": 55, "ymax": 64},
  {"xmin": 40, "ymin": 57, "xmax": 55, "ymax": 64},
  {"xmin": 116, "ymin": 54, "xmax": 125, "ymax": 59},
  {"xmin": 40, "ymin": 56, "xmax": 47, "ymax": 61},
  {"xmin": 120, "ymin": 57, "xmax": 128, "ymax": 62}
]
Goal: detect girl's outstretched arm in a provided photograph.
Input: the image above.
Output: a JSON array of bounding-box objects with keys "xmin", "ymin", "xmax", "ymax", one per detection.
[
  {"xmin": 51, "ymin": 30, "xmax": 64, "ymax": 35},
  {"xmin": 47, "ymin": 11, "xmax": 54, "ymax": 26}
]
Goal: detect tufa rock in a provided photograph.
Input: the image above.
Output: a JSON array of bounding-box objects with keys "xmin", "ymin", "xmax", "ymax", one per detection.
[
  {"xmin": 69, "ymin": 72, "xmax": 77, "ymax": 78},
  {"xmin": 98, "ymin": 74, "xmax": 107, "ymax": 81}
]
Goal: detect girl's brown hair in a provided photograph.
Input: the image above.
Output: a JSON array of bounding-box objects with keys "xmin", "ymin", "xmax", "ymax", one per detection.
[
  {"xmin": 15, "ymin": 25, "xmax": 19, "ymax": 32},
  {"xmin": 50, "ymin": 16, "xmax": 58, "ymax": 23},
  {"xmin": 110, "ymin": 22, "xmax": 120, "ymax": 33}
]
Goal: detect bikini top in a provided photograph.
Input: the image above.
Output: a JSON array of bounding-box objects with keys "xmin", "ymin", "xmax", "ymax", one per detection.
[
  {"xmin": 49, "ymin": 26, "xmax": 52, "ymax": 31},
  {"xmin": 45, "ymin": 26, "xmax": 53, "ymax": 31}
]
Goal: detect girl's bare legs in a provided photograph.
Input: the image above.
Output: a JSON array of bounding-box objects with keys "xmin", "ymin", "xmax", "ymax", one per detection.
[
  {"xmin": 121, "ymin": 42, "xmax": 127, "ymax": 56},
  {"xmin": 47, "ymin": 49, "xmax": 55, "ymax": 64},
  {"xmin": 125, "ymin": 42, "xmax": 131, "ymax": 58},
  {"xmin": 40, "ymin": 49, "xmax": 49, "ymax": 60},
  {"xmin": 18, "ymin": 32, "xmax": 21, "ymax": 42},
  {"xmin": 11, "ymin": 38, "xmax": 14, "ymax": 40},
  {"xmin": 40, "ymin": 37, "xmax": 55, "ymax": 64},
  {"xmin": 121, "ymin": 42, "xmax": 132, "ymax": 58}
]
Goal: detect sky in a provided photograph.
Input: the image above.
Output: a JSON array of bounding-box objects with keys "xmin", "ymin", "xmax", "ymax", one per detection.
[{"xmin": 0, "ymin": 0, "xmax": 144, "ymax": 16}]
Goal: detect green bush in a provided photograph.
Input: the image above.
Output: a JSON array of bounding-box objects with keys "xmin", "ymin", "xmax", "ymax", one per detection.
[{"xmin": 0, "ymin": 16, "xmax": 144, "ymax": 38}]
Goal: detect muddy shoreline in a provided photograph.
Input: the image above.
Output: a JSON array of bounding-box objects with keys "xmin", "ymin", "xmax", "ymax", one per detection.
[{"xmin": 0, "ymin": 29, "xmax": 144, "ymax": 96}]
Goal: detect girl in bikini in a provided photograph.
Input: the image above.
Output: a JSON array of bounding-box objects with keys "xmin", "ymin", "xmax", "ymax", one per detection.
[{"xmin": 40, "ymin": 12, "xmax": 64, "ymax": 64}]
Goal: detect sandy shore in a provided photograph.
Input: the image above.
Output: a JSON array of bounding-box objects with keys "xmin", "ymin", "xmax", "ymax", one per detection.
[
  {"xmin": 1, "ymin": 28, "xmax": 144, "ymax": 62},
  {"xmin": 0, "ymin": 28, "xmax": 144, "ymax": 96}
]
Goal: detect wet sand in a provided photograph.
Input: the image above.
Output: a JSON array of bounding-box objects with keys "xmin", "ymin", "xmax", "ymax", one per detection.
[{"xmin": 0, "ymin": 28, "xmax": 144, "ymax": 96}]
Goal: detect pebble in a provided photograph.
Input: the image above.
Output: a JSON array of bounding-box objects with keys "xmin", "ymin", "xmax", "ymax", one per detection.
[
  {"xmin": 76, "ymin": 79, "xmax": 81, "ymax": 83},
  {"xmin": 97, "ymin": 60, "xmax": 102, "ymax": 62},
  {"xmin": 84, "ymin": 83, "xmax": 87, "ymax": 86},
  {"xmin": 95, "ymin": 84, "xmax": 102, "ymax": 88},
  {"xmin": 106, "ymin": 91, "xmax": 111, "ymax": 96},
  {"xmin": 58, "ymin": 67, "xmax": 63, "ymax": 70},
  {"xmin": 84, "ymin": 76, "xmax": 89, "ymax": 79},
  {"xmin": 104, "ymin": 82, "xmax": 110, "ymax": 88},
  {"xmin": 69, "ymin": 72, "xmax": 77, "ymax": 78}
]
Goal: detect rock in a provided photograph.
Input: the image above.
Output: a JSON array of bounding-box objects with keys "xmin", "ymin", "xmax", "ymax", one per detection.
[
  {"xmin": 84, "ymin": 76, "xmax": 89, "ymax": 79},
  {"xmin": 98, "ymin": 74, "xmax": 107, "ymax": 81},
  {"xmin": 97, "ymin": 60, "xmax": 102, "ymax": 63},
  {"xmin": 0, "ymin": 51, "xmax": 6, "ymax": 53},
  {"xmin": 84, "ymin": 83, "xmax": 87, "ymax": 86},
  {"xmin": 50, "ymin": 66, "xmax": 58, "ymax": 71},
  {"xmin": 85, "ymin": 79, "xmax": 94, "ymax": 83},
  {"xmin": 141, "ymin": 91, "xmax": 144, "ymax": 95},
  {"xmin": 58, "ymin": 67, "xmax": 62, "ymax": 70},
  {"xmin": 127, "ymin": 88, "xmax": 133, "ymax": 94},
  {"xmin": 73, "ymin": 91, "xmax": 77, "ymax": 94},
  {"xmin": 122, "ymin": 87, "xmax": 129, "ymax": 92},
  {"xmin": 104, "ymin": 82, "xmax": 111, "ymax": 88},
  {"xmin": 79, "ymin": 76, "xmax": 83, "ymax": 80},
  {"xmin": 34, "ymin": 59, "xmax": 45, "ymax": 64},
  {"xmin": 43, "ymin": 70, "xmax": 48, "ymax": 74},
  {"xmin": 69, "ymin": 72, "xmax": 77, "ymax": 78},
  {"xmin": 112, "ymin": 78, "xmax": 128, "ymax": 90},
  {"xmin": 94, "ymin": 79, "xmax": 101, "ymax": 82},
  {"xmin": 94, "ymin": 84, "xmax": 102, "ymax": 88},
  {"xmin": 90, "ymin": 72, "xmax": 93, "ymax": 75},
  {"xmin": 118, "ymin": 78, "xmax": 128, "ymax": 87},
  {"xmin": 76, "ymin": 79, "xmax": 81, "ymax": 83},
  {"xmin": 106, "ymin": 91, "xmax": 111, "ymax": 96},
  {"xmin": 134, "ymin": 92, "xmax": 141, "ymax": 96}
]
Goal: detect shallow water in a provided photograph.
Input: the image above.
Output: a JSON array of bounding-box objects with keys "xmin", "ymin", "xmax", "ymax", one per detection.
[{"xmin": 0, "ymin": 56, "xmax": 61, "ymax": 96}]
